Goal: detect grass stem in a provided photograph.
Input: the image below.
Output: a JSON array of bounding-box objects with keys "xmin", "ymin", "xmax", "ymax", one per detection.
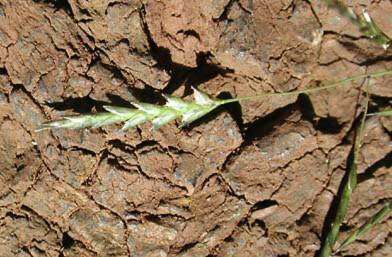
[{"xmin": 221, "ymin": 69, "xmax": 392, "ymax": 104}]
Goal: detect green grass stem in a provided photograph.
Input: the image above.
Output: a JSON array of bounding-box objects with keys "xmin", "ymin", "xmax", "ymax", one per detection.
[{"xmin": 222, "ymin": 69, "xmax": 392, "ymax": 104}]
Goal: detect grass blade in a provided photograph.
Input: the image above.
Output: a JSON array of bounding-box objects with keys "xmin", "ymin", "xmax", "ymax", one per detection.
[
  {"xmin": 367, "ymin": 108, "xmax": 392, "ymax": 117},
  {"xmin": 337, "ymin": 201, "xmax": 392, "ymax": 251},
  {"xmin": 318, "ymin": 88, "xmax": 370, "ymax": 257},
  {"xmin": 321, "ymin": 0, "xmax": 391, "ymax": 49},
  {"xmin": 358, "ymin": 11, "xmax": 391, "ymax": 50}
]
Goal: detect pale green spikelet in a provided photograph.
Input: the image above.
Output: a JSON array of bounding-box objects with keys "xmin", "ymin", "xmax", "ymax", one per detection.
[{"xmin": 37, "ymin": 88, "xmax": 225, "ymax": 131}]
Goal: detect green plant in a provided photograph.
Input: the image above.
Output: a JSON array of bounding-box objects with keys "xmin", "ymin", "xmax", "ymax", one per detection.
[
  {"xmin": 337, "ymin": 201, "xmax": 392, "ymax": 251},
  {"xmin": 319, "ymin": 84, "xmax": 370, "ymax": 257},
  {"xmin": 321, "ymin": 0, "xmax": 391, "ymax": 49},
  {"xmin": 37, "ymin": 68, "xmax": 391, "ymax": 256},
  {"xmin": 368, "ymin": 108, "xmax": 392, "ymax": 117},
  {"xmin": 319, "ymin": 81, "xmax": 391, "ymax": 256},
  {"xmin": 38, "ymin": 70, "xmax": 392, "ymax": 131},
  {"xmin": 328, "ymin": 106, "xmax": 392, "ymax": 252},
  {"xmin": 313, "ymin": 2, "xmax": 391, "ymax": 256}
]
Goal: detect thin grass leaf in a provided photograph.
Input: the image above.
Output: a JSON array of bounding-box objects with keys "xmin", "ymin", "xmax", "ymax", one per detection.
[
  {"xmin": 318, "ymin": 88, "xmax": 370, "ymax": 257},
  {"xmin": 322, "ymin": 0, "xmax": 391, "ymax": 49},
  {"xmin": 367, "ymin": 108, "xmax": 392, "ymax": 117},
  {"xmin": 359, "ymin": 11, "xmax": 391, "ymax": 50},
  {"xmin": 337, "ymin": 201, "xmax": 392, "ymax": 251}
]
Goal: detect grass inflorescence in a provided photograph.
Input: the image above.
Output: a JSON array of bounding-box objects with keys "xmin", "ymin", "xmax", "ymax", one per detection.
[
  {"xmin": 37, "ymin": 87, "xmax": 228, "ymax": 131},
  {"xmin": 38, "ymin": 70, "xmax": 392, "ymax": 132}
]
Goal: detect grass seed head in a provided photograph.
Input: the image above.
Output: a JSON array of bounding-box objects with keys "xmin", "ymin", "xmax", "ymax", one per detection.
[{"xmin": 37, "ymin": 88, "xmax": 224, "ymax": 131}]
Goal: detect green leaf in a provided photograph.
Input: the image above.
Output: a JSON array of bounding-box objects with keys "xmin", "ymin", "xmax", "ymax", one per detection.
[
  {"xmin": 367, "ymin": 109, "xmax": 392, "ymax": 117},
  {"xmin": 318, "ymin": 89, "xmax": 370, "ymax": 257},
  {"xmin": 338, "ymin": 201, "xmax": 392, "ymax": 251},
  {"xmin": 321, "ymin": 0, "xmax": 390, "ymax": 49}
]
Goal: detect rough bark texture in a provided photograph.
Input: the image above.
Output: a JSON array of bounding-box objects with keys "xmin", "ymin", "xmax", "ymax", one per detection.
[{"xmin": 0, "ymin": 0, "xmax": 391, "ymax": 256}]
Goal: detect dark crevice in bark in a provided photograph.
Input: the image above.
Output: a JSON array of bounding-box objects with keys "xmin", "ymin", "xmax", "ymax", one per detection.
[
  {"xmin": 61, "ymin": 232, "xmax": 75, "ymax": 249},
  {"xmin": 358, "ymin": 54, "xmax": 392, "ymax": 66},
  {"xmin": 316, "ymin": 117, "xmax": 343, "ymax": 134},
  {"xmin": 36, "ymin": 0, "xmax": 73, "ymax": 15},
  {"xmin": 369, "ymin": 95, "xmax": 392, "ymax": 114},
  {"xmin": 251, "ymin": 199, "xmax": 278, "ymax": 212},
  {"xmin": 216, "ymin": 0, "xmax": 238, "ymax": 21}
]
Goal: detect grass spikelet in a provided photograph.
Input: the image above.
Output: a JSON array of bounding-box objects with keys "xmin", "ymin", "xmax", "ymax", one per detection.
[
  {"xmin": 337, "ymin": 201, "xmax": 392, "ymax": 251},
  {"xmin": 322, "ymin": 0, "xmax": 391, "ymax": 49}
]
